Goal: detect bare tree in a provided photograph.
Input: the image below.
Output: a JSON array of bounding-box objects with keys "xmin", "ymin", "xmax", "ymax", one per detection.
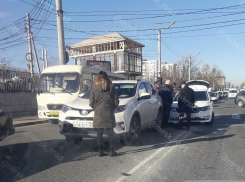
[
  {"xmin": 175, "ymin": 55, "xmax": 201, "ymax": 81},
  {"xmin": 0, "ymin": 58, "xmax": 27, "ymax": 72}
]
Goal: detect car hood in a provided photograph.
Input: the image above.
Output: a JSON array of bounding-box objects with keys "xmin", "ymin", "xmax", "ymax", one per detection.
[
  {"xmin": 172, "ymin": 100, "xmax": 210, "ymax": 108},
  {"xmin": 66, "ymin": 97, "xmax": 134, "ymax": 109}
]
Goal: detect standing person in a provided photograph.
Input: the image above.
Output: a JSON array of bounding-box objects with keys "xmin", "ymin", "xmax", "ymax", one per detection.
[
  {"xmin": 178, "ymin": 80, "xmax": 195, "ymax": 130},
  {"xmin": 159, "ymin": 80, "xmax": 173, "ymax": 128},
  {"xmin": 171, "ymin": 82, "xmax": 177, "ymax": 96},
  {"xmin": 89, "ymin": 71, "xmax": 119, "ymax": 157}
]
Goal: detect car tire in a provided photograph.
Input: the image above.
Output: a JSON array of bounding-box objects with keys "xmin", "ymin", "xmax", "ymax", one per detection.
[
  {"xmin": 237, "ymin": 100, "xmax": 244, "ymax": 108},
  {"xmin": 150, "ymin": 109, "xmax": 162, "ymax": 132},
  {"xmin": 121, "ymin": 115, "xmax": 141, "ymax": 146},
  {"xmin": 48, "ymin": 119, "xmax": 58, "ymax": 124},
  {"xmin": 206, "ymin": 112, "xmax": 214, "ymax": 126},
  {"xmin": 65, "ymin": 136, "xmax": 83, "ymax": 144}
]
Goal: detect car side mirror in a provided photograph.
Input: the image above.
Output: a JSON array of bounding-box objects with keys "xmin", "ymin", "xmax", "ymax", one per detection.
[
  {"xmin": 138, "ymin": 92, "xmax": 151, "ymax": 100},
  {"xmin": 79, "ymin": 93, "xmax": 85, "ymax": 97}
]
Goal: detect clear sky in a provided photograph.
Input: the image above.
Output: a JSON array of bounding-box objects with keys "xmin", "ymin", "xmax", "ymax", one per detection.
[{"xmin": 1, "ymin": 0, "xmax": 245, "ymax": 86}]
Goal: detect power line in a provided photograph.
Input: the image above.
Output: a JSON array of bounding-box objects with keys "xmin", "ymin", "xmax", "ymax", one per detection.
[
  {"xmin": 65, "ymin": 4, "xmax": 244, "ymax": 13},
  {"xmin": 0, "ymin": 17, "xmax": 25, "ymax": 32},
  {"xmin": 58, "ymin": 4, "xmax": 245, "ymax": 22},
  {"xmin": 0, "ymin": 41, "xmax": 27, "ymax": 50}
]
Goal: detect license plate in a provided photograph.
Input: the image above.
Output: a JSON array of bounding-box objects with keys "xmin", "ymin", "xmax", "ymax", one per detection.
[
  {"xmin": 73, "ymin": 122, "xmax": 93, "ymax": 128},
  {"xmin": 49, "ymin": 112, "xmax": 59, "ymax": 115}
]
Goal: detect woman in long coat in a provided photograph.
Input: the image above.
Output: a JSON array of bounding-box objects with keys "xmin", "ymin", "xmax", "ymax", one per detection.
[{"xmin": 89, "ymin": 71, "xmax": 119, "ymax": 157}]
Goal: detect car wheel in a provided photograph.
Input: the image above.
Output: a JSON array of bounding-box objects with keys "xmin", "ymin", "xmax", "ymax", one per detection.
[
  {"xmin": 65, "ymin": 136, "xmax": 83, "ymax": 144},
  {"xmin": 206, "ymin": 112, "xmax": 214, "ymax": 126},
  {"xmin": 150, "ymin": 109, "xmax": 162, "ymax": 132},
  {"xmin": 121, "ymin": 115, "xmax": 141, "ymax": 146},
  {"xmin": 237, "ymin": 100, "xmax": 244, "ymax": 108},
  {"xmin": 48, "ymin": 119, "xmax": 58, "ymax": 124}
]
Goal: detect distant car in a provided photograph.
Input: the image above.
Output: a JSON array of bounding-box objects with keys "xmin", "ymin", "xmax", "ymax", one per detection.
[
  {"xmin": 228, "ymin": 88, "xmax": 238, "ymax": 98},
  {"xmin": 169, "ymin": 80, "xmax": 214, "ymax": 126},
  {"xmin": 0, "ymin": 112, "xmax": 15, "ymax": 141},
  {"xmin": 213, "ymin": 91, "xmax": 220, "ymax": 100},
  {"xmin": 209, "ymin": 92, "xmax": 218, "ymax": 102},
  {"xmin": 218, "ymin": 91, "xmax": 223, "ymax": 99},
  {"xmin": 223, "ymin": 91, "xmax": 228, "ymax": 97},
  {"xmin": 235, "ymin": 91, "xmax": 245, "ymax": 108}
]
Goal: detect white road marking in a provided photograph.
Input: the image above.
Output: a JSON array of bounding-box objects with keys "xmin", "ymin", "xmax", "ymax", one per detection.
[
  {"xmin": 116, "ymin": 131, "xmax": 187, "ymax": 182},
  {"xmin": 232, "ymin": 114, "xmax": 241, "ymax": 119}
]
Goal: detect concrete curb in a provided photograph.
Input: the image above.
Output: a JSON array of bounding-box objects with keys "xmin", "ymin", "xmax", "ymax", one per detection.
[{"xmin": 13, "ymin": 120, "xmax": 49, "ymax": 128}]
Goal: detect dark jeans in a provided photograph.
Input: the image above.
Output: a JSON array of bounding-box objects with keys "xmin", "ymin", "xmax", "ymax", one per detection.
[
  {"xmin": 179, "ymin": 107, "xmax": 191, "ymax": 129},
  {"xmin": 162, "ymin": 106, "xmax": 171, "ymax": 128},
  {"xmin": 97, "ymin": 128, "xmax": 114, "ymax": 151}
]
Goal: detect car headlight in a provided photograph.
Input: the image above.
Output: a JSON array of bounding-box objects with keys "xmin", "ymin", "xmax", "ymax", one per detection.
[
  {"xmin": 171, "ymin": 107, "xmax": 177, "ymax": 112},
  {"xmin": 61, "ymin": 105, "xmax": 72, "ymax": 113},
  {"xmin": 115, "ymin": 105, "xmax": 126, "ymax": 113},
  {"xmin": 200, "ymin": 106, "xmax": 210, "ymax": 111},
  {"xmin": 38, "ymin": 105, "xmax": 46, "ymax": 110}
]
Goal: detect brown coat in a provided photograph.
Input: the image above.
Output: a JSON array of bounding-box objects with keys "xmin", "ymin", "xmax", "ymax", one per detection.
[{"xmin": 89, "ymin": 83, "xmax": 119, "ymax": 128}]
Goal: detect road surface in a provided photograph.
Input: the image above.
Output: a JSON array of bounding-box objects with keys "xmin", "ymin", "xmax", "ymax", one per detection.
[{"xmin": 1, "ymin": 98, "xmax": 245, "ymax": 182}]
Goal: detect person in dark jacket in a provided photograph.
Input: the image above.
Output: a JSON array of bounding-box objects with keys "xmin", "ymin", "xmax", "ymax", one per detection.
[
  {"xmin": 178, "ymin": 80, "xmax": 195, "ymax": 130},
  {"xmin": 171, "ymin": 82, "xmax": 177, "ymax": 96},
  {"xmin": 89, "ymin": 71, "xmax": 119, "ymax": 157},
  {"xmin": 159, "ymin": 80, "xmax": 173, "ymax": 128}
]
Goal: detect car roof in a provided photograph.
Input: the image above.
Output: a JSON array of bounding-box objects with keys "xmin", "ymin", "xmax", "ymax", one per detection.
[{"xmin": 112, "ymin": 80, "xmax": 138, "ymax": 84}]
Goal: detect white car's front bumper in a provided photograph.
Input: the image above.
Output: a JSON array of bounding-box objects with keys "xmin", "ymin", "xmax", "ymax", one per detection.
[
  {"xmin": 169, "ymin": 110, "xmax": 212, "ymax": 123},
  {"xmin": 59, "ymin": 110, "xmax": 128, "ymax": 138}
]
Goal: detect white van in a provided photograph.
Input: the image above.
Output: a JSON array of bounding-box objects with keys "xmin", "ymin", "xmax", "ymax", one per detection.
[
  {"xmin": 37, "ymin": 65, "xmax": 125, "ymax": 124},
  {"xmin": 169, "ymin": 80, "xmax": 214, "ymax": 126},
  {"xmin": 228, "ymin": 88, "xmax": 238, "ymax": 98}
]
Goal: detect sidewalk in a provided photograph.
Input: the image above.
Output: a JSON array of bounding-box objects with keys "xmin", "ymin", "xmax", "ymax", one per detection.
[{"xmin": 13, "ymin": 112, "xmax": 48, "ymax": 127}]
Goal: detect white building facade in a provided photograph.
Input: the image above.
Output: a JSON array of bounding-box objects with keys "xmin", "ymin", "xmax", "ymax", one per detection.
[{"xmin": 142, "ymin": 60, "xmax": 158, "ymax": 82}]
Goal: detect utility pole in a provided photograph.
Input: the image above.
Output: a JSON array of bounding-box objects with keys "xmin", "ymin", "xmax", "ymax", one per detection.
[
  {"xmin": 26, "ymin": 13, "xmax": 33, "ymax": 77},
  {"xmin": 189, "ymin": 52, "xmax": 201, "ymax": 81},
  {"xmin": 150, "ymin": 21, "xmax": 176, "ymax": 79},
  {"xmin": 56, "ymin": 0, "xmax": 66, "ymax": 65},
  {"xmin": 44, "ymin": 48, "xmax": 48, "ymax": 68},
  {"xmin": 30, "ymin": 34, "xmax": 41, "ymax": 75},
  {"xmin": 158, "ymin": 30, "xmax": 161, "ymax": 78},
  {"xmin": 41, "ymin": 48, "xmax": 45, "ymax": 71}
]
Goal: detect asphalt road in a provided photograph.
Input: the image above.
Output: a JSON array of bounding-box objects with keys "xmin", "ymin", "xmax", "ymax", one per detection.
[{"xmin": 1, "ymin": 98, "xmax": 245, "ymax": 182}]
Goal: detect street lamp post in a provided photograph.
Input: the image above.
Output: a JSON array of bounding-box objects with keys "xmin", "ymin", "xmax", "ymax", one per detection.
[
  {"xmin": 189, "ymin": 52, "xmax": 201, "ymax": 81},
  {"xmin": 150, "ymin": 21, "xmax": 176, "ymax": 79}
]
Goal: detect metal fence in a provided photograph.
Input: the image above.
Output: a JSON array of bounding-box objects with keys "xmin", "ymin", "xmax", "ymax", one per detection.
[{"xmin": 0, "ymin": 69, "xmax": 39, "ymax": 92}]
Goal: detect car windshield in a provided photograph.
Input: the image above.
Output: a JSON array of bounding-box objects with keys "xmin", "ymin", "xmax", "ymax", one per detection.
[
  {"xmin": 81, "ymin": 83, "xmax": 137, "ymax": 99},
  {"xmin": 114, "ymin": 83, "xmax": 137, "ymax": 98},
  {"xmin": 229, "ymin": 90, "xmax": 237, "ymax": 93},
  {"xmin": 195, "ymin": 91, "xmax": 209, "ymax": 101},
  {"xmin": 174, "ymin": 91, "xmax": 208, "ymax": 101},
  {"xmin": 210, "ymin": 92, "xmax": 216, "ymax": 97},
  {"xmin": 38, "ymin": 73, "xmax": 80, "ymax": 94}
]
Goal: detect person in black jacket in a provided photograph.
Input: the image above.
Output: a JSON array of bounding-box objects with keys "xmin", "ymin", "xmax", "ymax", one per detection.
[
  {"xmin": 159, "ymin": 80, "xmax": 173, "ymax": 128},
  {"xmin": 178, "ymin": 80, "xmax": 195, "ymax": 130}
]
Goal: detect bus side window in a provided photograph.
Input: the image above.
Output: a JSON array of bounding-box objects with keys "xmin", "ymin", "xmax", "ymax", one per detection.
[{"xmin": 92, "ymin": 74, "xmax": 98, "ymax": 84}]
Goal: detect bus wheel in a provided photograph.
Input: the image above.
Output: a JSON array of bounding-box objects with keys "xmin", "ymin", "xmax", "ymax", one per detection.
[{"xmin": 48, "ymin": 119, "xmax": 58, "ymax": 124}]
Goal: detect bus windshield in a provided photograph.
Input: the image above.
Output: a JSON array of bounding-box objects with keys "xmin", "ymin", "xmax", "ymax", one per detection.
[{"xmin": 38, "ymin": 73, "xmax": 80, "ymax": 94}]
